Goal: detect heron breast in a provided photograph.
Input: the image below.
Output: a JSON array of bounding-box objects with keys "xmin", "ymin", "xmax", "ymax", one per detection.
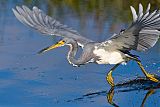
[{"xmin": 93, "ymin": 49, "xmax": 124, "ymax": 64}]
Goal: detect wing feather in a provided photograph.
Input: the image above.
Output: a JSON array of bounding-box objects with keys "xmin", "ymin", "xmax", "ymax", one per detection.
[
  {"xmin": 108, "ymin": 3, "xmax": 159, "ymax": 52},
  {"xmin": 12, "ymin": 5, "xmax": 93, "ymax": 46}
]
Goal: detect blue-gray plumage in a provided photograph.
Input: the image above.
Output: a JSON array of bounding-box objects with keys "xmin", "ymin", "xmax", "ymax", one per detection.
[{"xmin": 12, "ymin": 3, "xmax": 160, "ymax": 87}]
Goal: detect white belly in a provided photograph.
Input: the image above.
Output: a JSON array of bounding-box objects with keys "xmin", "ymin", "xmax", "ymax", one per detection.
[{"xmin": 93, "ymin": 49, "xmax": 124, "ymax": 64}]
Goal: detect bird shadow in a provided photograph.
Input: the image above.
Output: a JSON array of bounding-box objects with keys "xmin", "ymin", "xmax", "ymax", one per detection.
[{"xmin": 67, "ymin": 76, "xmax": 160, "ymax": 107}]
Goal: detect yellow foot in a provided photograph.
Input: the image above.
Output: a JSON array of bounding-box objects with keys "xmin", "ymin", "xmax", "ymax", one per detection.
[
  {"xmin": 106, "ymin": 71, "xmax": 114, "ymax": 87},
  {"xmin": 146, "ymin": 73, "xmax": 159, "ymax": 82}
]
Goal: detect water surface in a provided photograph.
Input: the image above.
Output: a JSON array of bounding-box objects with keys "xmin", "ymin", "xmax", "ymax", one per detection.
[{"xmin": 0, "ymin": 0, "xmax": 160, "ymax": 107}]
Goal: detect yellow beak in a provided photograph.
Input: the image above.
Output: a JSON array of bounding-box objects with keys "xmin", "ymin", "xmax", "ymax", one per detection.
[{"xmin": 38, "ymin": 40, "xmax": 65, "ymax": 54}]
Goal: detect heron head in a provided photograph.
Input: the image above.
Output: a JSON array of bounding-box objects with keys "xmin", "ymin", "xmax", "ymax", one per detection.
[{"xmin": 38, "ymin": 38, "xmax": 75, "ymax": 54}]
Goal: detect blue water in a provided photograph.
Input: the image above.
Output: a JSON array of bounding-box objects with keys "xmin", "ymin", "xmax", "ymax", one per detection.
[{"xmin": 0, "ymin": 0, "xmax": 159, "ymax": 107}]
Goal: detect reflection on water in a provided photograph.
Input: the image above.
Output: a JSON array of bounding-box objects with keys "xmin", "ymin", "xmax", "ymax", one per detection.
[
  {"xmin": 0, "ymin": 0, "xmax": 160, "ymax": 107},
  {"xmin": 107, "ymin": 88, "xmax": 155, "ymax": 107},
  {"xmin": 72, "ymin": 77, "xmax": 160, "ymax": 107},
  {"xmin": 107, "ymin": 77, "xmax": 160, "ymax": 107}
]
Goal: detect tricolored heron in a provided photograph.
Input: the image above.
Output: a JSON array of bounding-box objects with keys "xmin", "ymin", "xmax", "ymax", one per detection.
[{"xmin": 12, "ymin": 3, "xmax": 159, "ymax": 87}]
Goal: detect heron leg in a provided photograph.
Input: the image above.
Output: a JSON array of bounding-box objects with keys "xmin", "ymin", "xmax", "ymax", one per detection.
[
  {"xmin": 135, "ymin": 59, "xmax": 159, "ymax": 82},
  {"xmin": 106, "ymin": 64, "xmax": 120, "ymax": 87}
]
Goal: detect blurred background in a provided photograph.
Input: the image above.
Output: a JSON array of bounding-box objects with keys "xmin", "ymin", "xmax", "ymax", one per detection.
[{"xmin": 0, "ymin": 0, "xmax": 159, "ymax": 107}]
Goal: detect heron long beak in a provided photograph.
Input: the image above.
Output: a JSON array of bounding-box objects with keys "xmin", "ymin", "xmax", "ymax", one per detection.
[{"xmin": 38, "ymin": 40, "xmax": 65, "ymax": 54}]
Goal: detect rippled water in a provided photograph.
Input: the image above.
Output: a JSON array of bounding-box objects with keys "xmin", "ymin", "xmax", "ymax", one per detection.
[{"xmin": 0, "ymin": 0, "xmax": 160, "ymax": 107}]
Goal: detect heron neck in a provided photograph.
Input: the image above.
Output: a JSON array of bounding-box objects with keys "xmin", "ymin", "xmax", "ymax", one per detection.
[
  {"xmin": 67, "ymin": 41, "xmax": 86, "ymax": 66},
  {"xmin": 67, "ymin": 41, "xmax": 78, "ymax": 66}
]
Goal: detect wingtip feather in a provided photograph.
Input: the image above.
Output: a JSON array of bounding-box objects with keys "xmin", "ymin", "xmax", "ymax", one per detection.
[
  {"xmin": 146, "ymin": 3, "xmax": 151, "ymax": 12},
  {"xmin": 130, "ymin": 6, "xmax": 137, "ymax": 22},
  {"xmin": 139, "ymin": 3, "xmax": 143, "ymax": 14}
]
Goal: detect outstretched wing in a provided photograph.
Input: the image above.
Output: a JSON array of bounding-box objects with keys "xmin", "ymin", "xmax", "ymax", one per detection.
[
  {"xmin": 12, "ymin": 5, "xmax": 93, "ymax": 47},
  {"xmin": 108, "ymin": 3, "xmax": 160, "ymax": 51}
]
